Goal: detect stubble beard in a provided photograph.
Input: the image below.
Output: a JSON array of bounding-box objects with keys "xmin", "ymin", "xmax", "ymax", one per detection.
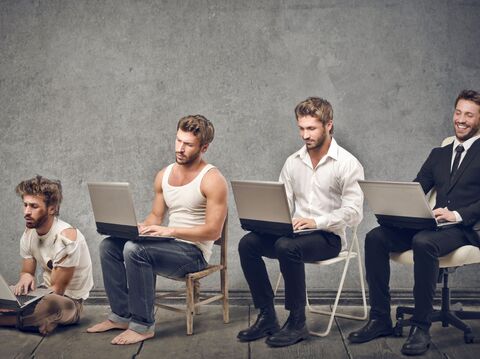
[
  {"xmin": 175, "ymin": 150, "xmax": 201, "ymax": 166},
  {"xmin": 25, "ymin": 212, "xmax": 49, "ymax": 229}
]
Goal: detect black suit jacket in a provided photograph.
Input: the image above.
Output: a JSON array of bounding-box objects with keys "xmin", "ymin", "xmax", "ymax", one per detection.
[{"xmin": 414, "ymin": 139, "xmax": 480, "ymax": 246}]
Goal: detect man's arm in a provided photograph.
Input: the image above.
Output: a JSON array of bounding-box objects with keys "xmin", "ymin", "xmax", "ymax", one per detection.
[
  {"xmin": 50, "ymin": 228, "xmax": 77, "ymax": 295},
  {"xmin": 14, "ymin": 258, "xmax": 37, "ymax": 295},
  {"xmin": 294, "ymin": 159, "xmax": 365, "ymax": 231},
  {"xmin": 415, "ymin": 147, "xmax": 468, "ymax": 224},
  {"xmin": 414, "ymin": 148, "xmax": 436, "ymax": 194},
  {"xmin": 141, "ymin": 168, "xmax": 228, "ymax": 241},
  {"xmin": 139, "ymin": 169, "xmax": 167, "ymax": 229},
  {"xmin": 279, "ymin": 160, "xmax": 295, "ymax": 216}
]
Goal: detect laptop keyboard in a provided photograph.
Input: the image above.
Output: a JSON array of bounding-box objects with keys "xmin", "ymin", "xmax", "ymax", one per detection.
[{"xmin": 16, "ymin": 294, "xmax": 36, "ymax": 306}]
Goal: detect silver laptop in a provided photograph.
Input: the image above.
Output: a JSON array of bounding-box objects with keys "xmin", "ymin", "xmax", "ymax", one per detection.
[
  {"xmin": 359, "ymin": 180, "xmax": 460, "ymax": 229},
  {"xmin": 0, "ymin": 274, "xmax": 51, "ymax": 311},
  {"xmin": 231, "ymin": 180, "xmax": 320, "ymax": 237},
  {"xmin": 87, "ymin": 182, "xmax": 175, "ymax": 241}
]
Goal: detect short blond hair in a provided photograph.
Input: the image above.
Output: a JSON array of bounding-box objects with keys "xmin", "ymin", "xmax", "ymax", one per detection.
[{"xmin": 295, "ymin": 97, "xmax": 334, "ymax": 134}]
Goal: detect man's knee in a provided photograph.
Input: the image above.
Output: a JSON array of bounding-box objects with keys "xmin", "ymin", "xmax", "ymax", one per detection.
[
  {"xmin": 122, "ymin": 240, "xmax": 144, "ymax": 261},
  {"xmin": 38, "ymin": 294, "xmax": 63, "ymax": 316},
  {"xmin": 238, "ymin": 232, "xmax": 261, "ymax": 257},
  {"xmin": 412, "ymin": 231, "xmax": 437, "ymax": 255},
  {"xmin": 99, "ymin": 237, "xmax": 118, "ymax": 257},
  {"xmin": 365, "ymin": 227, "xmax": 389, "ymax": 253},
  {"xmin": 274, "ymin": 238, "xmax": 297, "ymax": 259}
]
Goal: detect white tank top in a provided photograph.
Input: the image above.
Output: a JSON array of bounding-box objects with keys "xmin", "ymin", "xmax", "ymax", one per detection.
[{"xmin": 162, "ymin": 163, "xmax": 216, "ymax": 262}]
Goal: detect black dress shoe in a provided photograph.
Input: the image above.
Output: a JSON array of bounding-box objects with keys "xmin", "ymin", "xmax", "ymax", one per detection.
[
  {"xmin": 265, "ymin": 309, "xmax": 309, "ymax": 347},
  {"xmin": 401, "ymin": 326, "xmax": 431, "ymax": 356},
  {"xmin": 348, "ymin": 318, "xmax": 393, "ymax": 343},
  {"xmin": 237, "ymin": 306, "xmax": 280, "ymax": 342}
]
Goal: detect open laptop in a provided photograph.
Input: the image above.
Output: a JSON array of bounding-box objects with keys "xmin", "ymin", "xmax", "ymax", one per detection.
[
  {"xmin": 0, "ymin": 274, "xmax": 51, "ymax": 310},
  {"xmin": 359, "ymin": 180, "xmax": 460, "ymax": 229},
  {"xmin": 87, "ymin": 182, "xmax": 175, "ymax": 241},
  {"xmin": 231, "ymin": 180, "xmax": 321, "ymax": 237}
]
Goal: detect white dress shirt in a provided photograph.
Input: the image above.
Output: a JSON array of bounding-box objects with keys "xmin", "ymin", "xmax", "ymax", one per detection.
[{"xmin": 279, "ymin": 138, "xmax": 364, "ymax": 249}]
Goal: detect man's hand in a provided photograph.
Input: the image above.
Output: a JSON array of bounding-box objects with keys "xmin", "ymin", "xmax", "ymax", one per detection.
[
  {"xmin": 433, "ymin": 207, "xmax": 457, "ymax": 223},
  {"xmin": 292, "ymin": 218, "xmax": 317, "ymax": 231},
  {"xmin": 14, "ymin": 273, "xmax": 35, "ymax": 295},
  {"xmin": 139, "ymin": 225, "xmax": 175, "ymax": 237}
]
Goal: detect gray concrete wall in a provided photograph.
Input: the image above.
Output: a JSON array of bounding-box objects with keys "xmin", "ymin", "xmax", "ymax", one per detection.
[{"xmin": 1, "ymin": 0, "xmax": 479, "ymax": 294}]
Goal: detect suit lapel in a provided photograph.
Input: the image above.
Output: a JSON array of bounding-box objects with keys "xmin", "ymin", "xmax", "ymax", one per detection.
[
  {"xmin": 448, "ymin": 139, "xmax": 480, "ymax": 193},
  {"xmin": 439, "ymin": 143, "xmax": 453, "ymax": 184}
]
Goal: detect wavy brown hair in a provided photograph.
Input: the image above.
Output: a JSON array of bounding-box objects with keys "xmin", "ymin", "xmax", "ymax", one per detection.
[{"xmin": 15, "ymin": 175, "xmax": 63, "ymax": 215}]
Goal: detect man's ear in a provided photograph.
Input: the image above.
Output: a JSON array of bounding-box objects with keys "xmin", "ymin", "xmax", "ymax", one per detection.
[
  {"xmin": 47, "ymin": 205, "xmax": 56, "ymax": 215},
  {"xmin": 326, "ymin": 120, "xmax": 333, "ymax": 132},
  {"xmin": 201, "ymin": 143, "xmax": 210, "ymax": 153}
]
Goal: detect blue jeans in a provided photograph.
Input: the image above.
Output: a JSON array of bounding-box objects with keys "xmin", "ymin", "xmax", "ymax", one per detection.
[{"xmin": 99, "ymin": 237, "xmax": 207, "ymax": 333}]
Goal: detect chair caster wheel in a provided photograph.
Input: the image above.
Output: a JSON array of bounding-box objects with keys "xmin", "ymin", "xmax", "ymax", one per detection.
[
  {"xmin": 393, "ymin": 323, "xmax": 403, "ymax": 337},
  {"xmin": 464, "ymin": 333, "xmax": 474, "ymax": 344}
]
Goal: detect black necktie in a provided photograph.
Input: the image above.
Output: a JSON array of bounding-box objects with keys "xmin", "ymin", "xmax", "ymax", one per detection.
[{"xmin": 451, "ymin": 144, "xmax": 465, "ymax": 178}]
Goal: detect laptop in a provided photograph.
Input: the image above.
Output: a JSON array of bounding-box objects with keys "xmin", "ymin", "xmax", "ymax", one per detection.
[
  {"xmin": 231, "ymin": 180, "xmax": 321, "ymax": 237},
  {"xmin": 87, "ymin": 182, "xmax": 175, "ymax": 241},
  {"xmin": 359, "ymin": 180, "xmax": 460, "ymax": 229},
  {"xmin": 0, "ymin": 274, "xmax": 51, "ymax": 311}
]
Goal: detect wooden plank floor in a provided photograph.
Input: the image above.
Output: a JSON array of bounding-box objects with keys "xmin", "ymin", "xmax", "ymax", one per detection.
[{"xmin": 1, "ymin": 305, "xmax": 480, "ymax": 358}]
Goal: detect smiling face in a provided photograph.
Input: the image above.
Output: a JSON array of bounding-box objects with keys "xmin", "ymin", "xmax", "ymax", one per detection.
[
  {"xmin": 453, "ymin": 99, "xmax": 480, "ymax": 142},
  {"xmin": 297, "ymin": 115, "xmax": 332, "ymax": 150},
  {"xmin": 175, "ymin": 129, "xmax": 208, "ymax": 165}
]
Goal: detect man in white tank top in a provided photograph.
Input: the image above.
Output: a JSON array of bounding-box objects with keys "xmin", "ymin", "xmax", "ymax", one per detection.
[
  {"xmin": 88, "ymin": 115, "xmax": 228, "ymax": 345},
  {"xmin": 0, "ymin": 176, "xmax": 93, "ymax": 335}
]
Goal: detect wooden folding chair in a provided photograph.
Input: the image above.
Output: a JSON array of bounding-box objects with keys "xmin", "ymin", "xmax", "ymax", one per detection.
[{"xmin": 154, "ymin": 217, "xmax": 229, "ymax": 335}]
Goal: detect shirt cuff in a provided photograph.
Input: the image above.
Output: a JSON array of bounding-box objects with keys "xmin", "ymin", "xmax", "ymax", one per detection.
[
  {"xmin": 453, "ymin": 211, "xmax": 463, "ymax": 223},
  {"xmin": 314, "ymin": 216, "xmax": 328, "ymax": 230}
]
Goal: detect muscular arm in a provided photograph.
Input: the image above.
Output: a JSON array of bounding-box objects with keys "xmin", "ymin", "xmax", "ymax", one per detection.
[
  {"xmin": 50, "ymin": 228, "xmax": 77, "ymax": 295},
  {"xmin": 140, "ymin": 169, "xmax": 167, "ymax": 227}
]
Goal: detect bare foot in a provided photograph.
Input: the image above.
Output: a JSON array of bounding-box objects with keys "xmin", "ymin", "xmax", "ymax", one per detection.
[
  {"xmin": 111, "ymin": 329, "xmax": 155, "ymax": 345},
  {"xmin": 87, "ymin": 320, "xmax": 128, "ymax": 333}
]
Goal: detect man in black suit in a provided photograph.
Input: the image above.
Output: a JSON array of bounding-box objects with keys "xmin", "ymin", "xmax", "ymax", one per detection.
[{"xmin": 348, "ymin": 89, "xmax": 480, "ymax": 356}]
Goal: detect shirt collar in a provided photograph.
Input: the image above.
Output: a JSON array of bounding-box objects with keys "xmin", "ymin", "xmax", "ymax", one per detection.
[
  {"xmin": 453, "ymin": 135, "xmax": 480, "ymax": 153},
  {"xmin": 295, "ymin": 137, "xmax": 339, "ymax": 164}
]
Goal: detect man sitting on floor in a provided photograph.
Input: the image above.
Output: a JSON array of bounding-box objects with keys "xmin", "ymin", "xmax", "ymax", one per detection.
[{"xmin": 0, "ymin": 175, "xmax": 93, "ymax": 335}]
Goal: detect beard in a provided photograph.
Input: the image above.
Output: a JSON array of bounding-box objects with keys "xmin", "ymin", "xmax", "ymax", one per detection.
[
  {"xmin": 305, "ymin": 131, "xmax": 328, "ymax": 150},
  {"xmin": 175, "ymin": 149, "xmax": 201, "ymax": 165},
  {"xmin": 455, "ymin": 123, "xmax": 480, "ymax": 142},
  {"xmin": 25, "ymin": 212, "xmax": 49, "ymax": 229}
]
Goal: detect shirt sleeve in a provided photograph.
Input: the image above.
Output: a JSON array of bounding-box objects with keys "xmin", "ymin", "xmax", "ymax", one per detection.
[
  {"xmin": 52, "ymin": 233, "xmax": 81, "ymax": 268},
  {"xmin": 279, "ymin": 158, "xmax": 295, "ymax": 217},
  {"xmin": 453, "ymin": 211, "xmax": 463, "ymax": 223},
  {"xmin": 314, "ymin": 158, "xmax": 365, "ymax": 231},
  {"xmin": 19, "ymin": 229, "xmax": 33, "ymax": 259}
]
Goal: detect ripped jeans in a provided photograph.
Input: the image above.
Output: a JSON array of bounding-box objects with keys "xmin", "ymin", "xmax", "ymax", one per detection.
[{"xmin": 100, "ymin": 237, "xmax": 207, "ymax": 333}]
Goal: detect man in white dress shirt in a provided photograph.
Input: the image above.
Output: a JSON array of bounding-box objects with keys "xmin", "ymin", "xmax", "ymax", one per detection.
[{"xmin": 237, "ymin": 97, "xmax": 364, "ymax": 347}]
